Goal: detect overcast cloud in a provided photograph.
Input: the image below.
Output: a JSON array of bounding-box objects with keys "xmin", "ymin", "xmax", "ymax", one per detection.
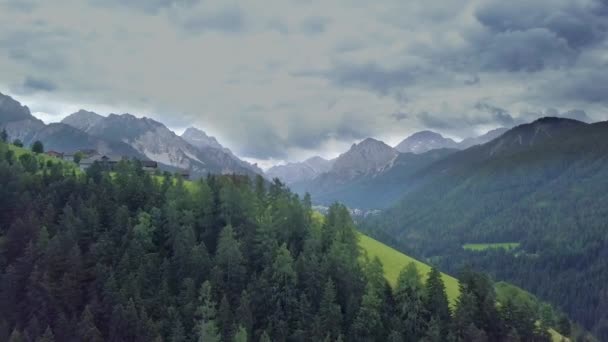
[{"xmin": 0, "ymin": 0, "xmax": 606, "ymax": 165}]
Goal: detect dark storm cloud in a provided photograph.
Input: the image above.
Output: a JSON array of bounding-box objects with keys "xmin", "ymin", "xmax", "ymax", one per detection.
[
  {"xmin": 175, "ymin": 6, "xmax": 245, "ymax": 33},
  {"xmin": 390, "ymin": 112, "xmax": 408, "ymax": 121},
  {"xmin": 300, "ymin": 16, "xmax": 331, "ymax": 34},
  {"xmin": 476, "ymin": 28, "xmax": 575, "ymax": 72},
  {"xmin": 417, "ymin": 103, "xmax": 519, "ymax": 131},
  {"xmin": 473, "ymin": 103, "xmax": 517, "ymax": 126},
  {"xmin": 324, "ymin": 62, "xmax": 425, "ymax": 96},
  {"xmin": 415, "ymin": 0, "xmax": 608, "ymax": 74},
  {"xmin": 0, "ymin": 28, "xmax": 74, "ymax": 70},
  {"xmin": 475, "ymin": 0, "xmax": 607, "ymax": 49},
  {"xmin": 90, "ymin": 0, "xmax": 200, "ymax": 13},
  {"xmin": 19, "ymin": 77, "xmax": 58, "ymax": 93},
  {"xmin": 559, "ymin": 109, "xmax": 592, "ymax": 122},
  {"xmin": 540, "ymin": 70, "xmax": 608, "ymax": 105}
]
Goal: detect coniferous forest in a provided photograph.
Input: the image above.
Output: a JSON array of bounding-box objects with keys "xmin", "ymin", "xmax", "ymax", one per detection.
[{"xmin": 0, "ymin": 141, "xmax": 557, "ymax": 341}]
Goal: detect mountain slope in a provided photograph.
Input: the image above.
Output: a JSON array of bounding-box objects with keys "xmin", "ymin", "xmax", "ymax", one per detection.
[
  {"xmin": 363, "ymin": 117, "xmax": 608, "ymax": 338},
  {"xmin": 266, "ymin": 156, "xmax": 334, "ymax": 184},
  {"xmin": 293, "ymin": 148, "xmax": 455, "ymax": 209},
  {"xmin": 0, "ymin": 93, "xmax": 144, "ymax": 156},
  {"xmin": 0, "ymin": 92, "xmax": 46, "ymax": 143},
  {"xmin": 181, "ymin": 127, "xmax": 225, "ymax": 151},
  {"xmin": 458, "ymin": 127, "xmax": 509, "ymax": 149}
]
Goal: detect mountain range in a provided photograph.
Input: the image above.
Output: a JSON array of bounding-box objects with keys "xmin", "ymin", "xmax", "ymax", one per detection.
[
  {"xmin": 286, "ymin": 128, "xmax": 509, "ymax": 208},
  {"xmin": 0, "ymin": 92, "xmax": 261, "ymax": 178}
]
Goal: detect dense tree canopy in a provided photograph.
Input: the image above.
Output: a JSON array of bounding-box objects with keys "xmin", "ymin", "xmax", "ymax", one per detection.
[{"xmin": 0, "ymin": 141, "xmax": 555, "ymax": 341}]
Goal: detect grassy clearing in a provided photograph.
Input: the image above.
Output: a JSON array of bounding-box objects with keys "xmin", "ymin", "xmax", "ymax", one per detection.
[
  {"xmin": 463, "ymin": 242, "xmax": 520, "ymax": 251},
  {"xmin": 358, "ymin": 233, "xmax": 460, "ymax": 305}
]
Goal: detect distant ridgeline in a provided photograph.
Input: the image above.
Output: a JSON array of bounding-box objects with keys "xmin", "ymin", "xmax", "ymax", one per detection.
[
  {"xmin": 363, "ymin": 118, "xmax": 608, "ymax": 340},
  {"xmin": 0, "ymin": 140, "xmax": 572, "ymax": 341}
]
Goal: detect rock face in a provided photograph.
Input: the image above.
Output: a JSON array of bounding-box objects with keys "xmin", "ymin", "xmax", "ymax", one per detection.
[
  {"xmin": 395, "ymin": 131, "xmax": 458, "ymax": 154},
  {"xmin": 61, "ymin": 110, "xmax": 105, "ymax": 132},
  {"xmin": 266, "ymin": 156, "xmax": 334, "ymax": 184},
  {"xmin": 331, "ymin": 138, "xmax": 399, "ymax": 180},
  {"xmin": 181, "ymin": 127, "xmax": 225, "ymax": 151},
  {"xmin": 61, "ymin": 111, "xmax": 262, "ymax": 177},
  {"xmin": 0, "ymin": 92, "xmax": 45, "ymax": 142}
]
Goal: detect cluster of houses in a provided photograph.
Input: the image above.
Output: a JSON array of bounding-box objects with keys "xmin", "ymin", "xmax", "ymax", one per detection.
[{"xmin": 45, "ymin": 149, "xmax": 189, "ymax": 179}]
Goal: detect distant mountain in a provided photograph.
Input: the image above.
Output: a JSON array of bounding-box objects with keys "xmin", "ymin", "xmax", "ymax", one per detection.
[
  {"xmin": 395, "ymin": 128, "xmax": 510, "ymax": 154},
  {"xmin": 266, "ymin": 156, "xmax": 334, "ymax": 184},
  {"xmin": 61, "ymin": 109, "xmax": 104, "ymax": 131},
  {"xmin": 289, "ymin": 138, "xmax": 455, "ymax": 209},
  {"xmin": 0, "ymin": 93, "xmax": 143, "ymax": 156},
  {"xmin": 0, "ymin": 92, "xmax": 45, "ymax": 142},
  {"xmin": 331, "ymin": 138, "xmax": 399, "ymax": 180},
  {"xmin": 395, "ymin": 130, "xmax": 458, "ymax": 153},
  {"xmin": 292, "ymin": 148, "xmax": 455, "ymax": 209},
  {"xmin": 62, "ymin": 111, "xmax": 261, "ymax": 177},
  {"xmin": 458, "ymin": 127, "xmax": 509, "ymax": 149}
]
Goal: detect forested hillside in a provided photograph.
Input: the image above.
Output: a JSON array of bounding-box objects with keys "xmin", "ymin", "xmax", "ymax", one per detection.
[
  {"xmin": 363, "ymin": 118, "xmax": 608, "ymax": 340},
  {"xmin": 0, "ymin": 140, "xmax": 557, "ymax": 341}
]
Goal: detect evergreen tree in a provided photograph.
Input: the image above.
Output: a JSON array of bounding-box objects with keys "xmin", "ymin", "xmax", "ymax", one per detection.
[
  {"xmin": 1, "ymin": 129, "xmax": 7, "ymax": 142},
  {"xmin": 36, "ymin": 326, "xmax": 55, "ymax": 342},
  {"xmin": 195, "ymin": 281, "xmax": 221, "ymax": 342},
  {"xmin": 31, "ymin": 141, "xmax": 44, "ymax": 154},
  {"xmin": 236, "ymin": 290, "xmax": 254, "ymax": 338},
  {"xmin": 424, "ymin": 266, "xmax": 451, "ymax": 337},
  {"xmin": 351, "ymin": 283, "xmax": 384, "ymax": 341},
  {"xmin": 213, "ymin": 225, "xmax": 246, "ymax": 302},
  {"xmin": 78, "ymin": 305, "xmax": 103, "ymax": 342},
  {"xmin": 218, "ymin": 295, "xmax": 234, "ymax": 341},
  {"xmin": 394, "ymin": 263, "xmax": 427, "ymax": 340},
  {"xmin": 318, "ymin": 280, "xmax": 342, "ymax": 340},
  {"xmin": 13, "ymin": 139, "xmax": 23, "ymax": 147},
  {"xmin": 233, "ymin": 325, "xmax": 247, "ymax": 342}
]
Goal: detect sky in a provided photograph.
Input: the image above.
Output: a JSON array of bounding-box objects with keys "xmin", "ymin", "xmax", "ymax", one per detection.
[{"xmin": 0, "ymin": 0, "xmax": 607, "ymax": 168}]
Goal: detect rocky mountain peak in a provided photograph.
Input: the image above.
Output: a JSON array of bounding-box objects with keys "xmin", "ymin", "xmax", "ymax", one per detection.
[
  {"xmin": 395, "ymin": 130, "xmax": 458, "ymax": 154},
  {"xmin": 181, "ymin": 127, "xmax": 224, "ymax": 151},
  {"xmin": 331, "ymin": 138, "xmax": 398, "ymax": 179}
]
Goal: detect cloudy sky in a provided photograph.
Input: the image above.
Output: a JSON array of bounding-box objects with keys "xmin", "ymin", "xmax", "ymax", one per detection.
[{"xmin": 1, "ymin": 0, "xmax": 607, "ymax": 167}]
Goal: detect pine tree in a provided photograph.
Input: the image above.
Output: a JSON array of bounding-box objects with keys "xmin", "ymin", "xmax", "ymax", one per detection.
[
  {"xmin": 36, "ymin": 326, "xmax": 55, "ymax": 342},
  {"xmin": 31, "ymin": 141, "xmax": 44, "ymax": 154},
  {"xmin": 424, "ymin": 267, "xmax": 451, "ymax": 337},
  {"xmin": 233, "ymin": 325, "xmax": 247, "ymax": 342},
  {"xmin": 351, "ymin": 283, "xmax": 384, "ymax": 341},
  {"xmin": 318, "ymin": 280, "xmax": 342, "ymax": 340},
  {"xmin": 78, "ymin": 305, "xmax": 103, "ymax": 342},
  {"xmin": 394, "ymin": 263, "xmax": 427, "ymax": 340},
  {"xmin": 213, "ymin": 225, "xmax": 246, "ymax": 302},
  {"xmin": 236, "ymin": 290, "xmax": 254, "ymax": 337},
  {"xmin": 196, "ymin": 281, "xmax": 221, "ymax": 342},
  {"xmin": 1, "ymin": 129, "xmax": 7, "ymax": 142},
  {"xmin": 8, "ymin": 329, "xmax": 24, "ymax": 342},
  {"xmin": 170, "ymin": 318, "xmax": 186, "ymax": 342},
  {"xmin": 219, "ymin": 295, "xmax": 234, "ymax": 341},
  {"xmin": 259, "ymin": 330, "xmax": 272, "ymax": 342}
]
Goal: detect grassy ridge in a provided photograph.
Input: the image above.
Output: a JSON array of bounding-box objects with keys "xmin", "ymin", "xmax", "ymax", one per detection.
[{"xmin": 358, "ymin": 233, "xmax": 460, "ymax": 304}]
